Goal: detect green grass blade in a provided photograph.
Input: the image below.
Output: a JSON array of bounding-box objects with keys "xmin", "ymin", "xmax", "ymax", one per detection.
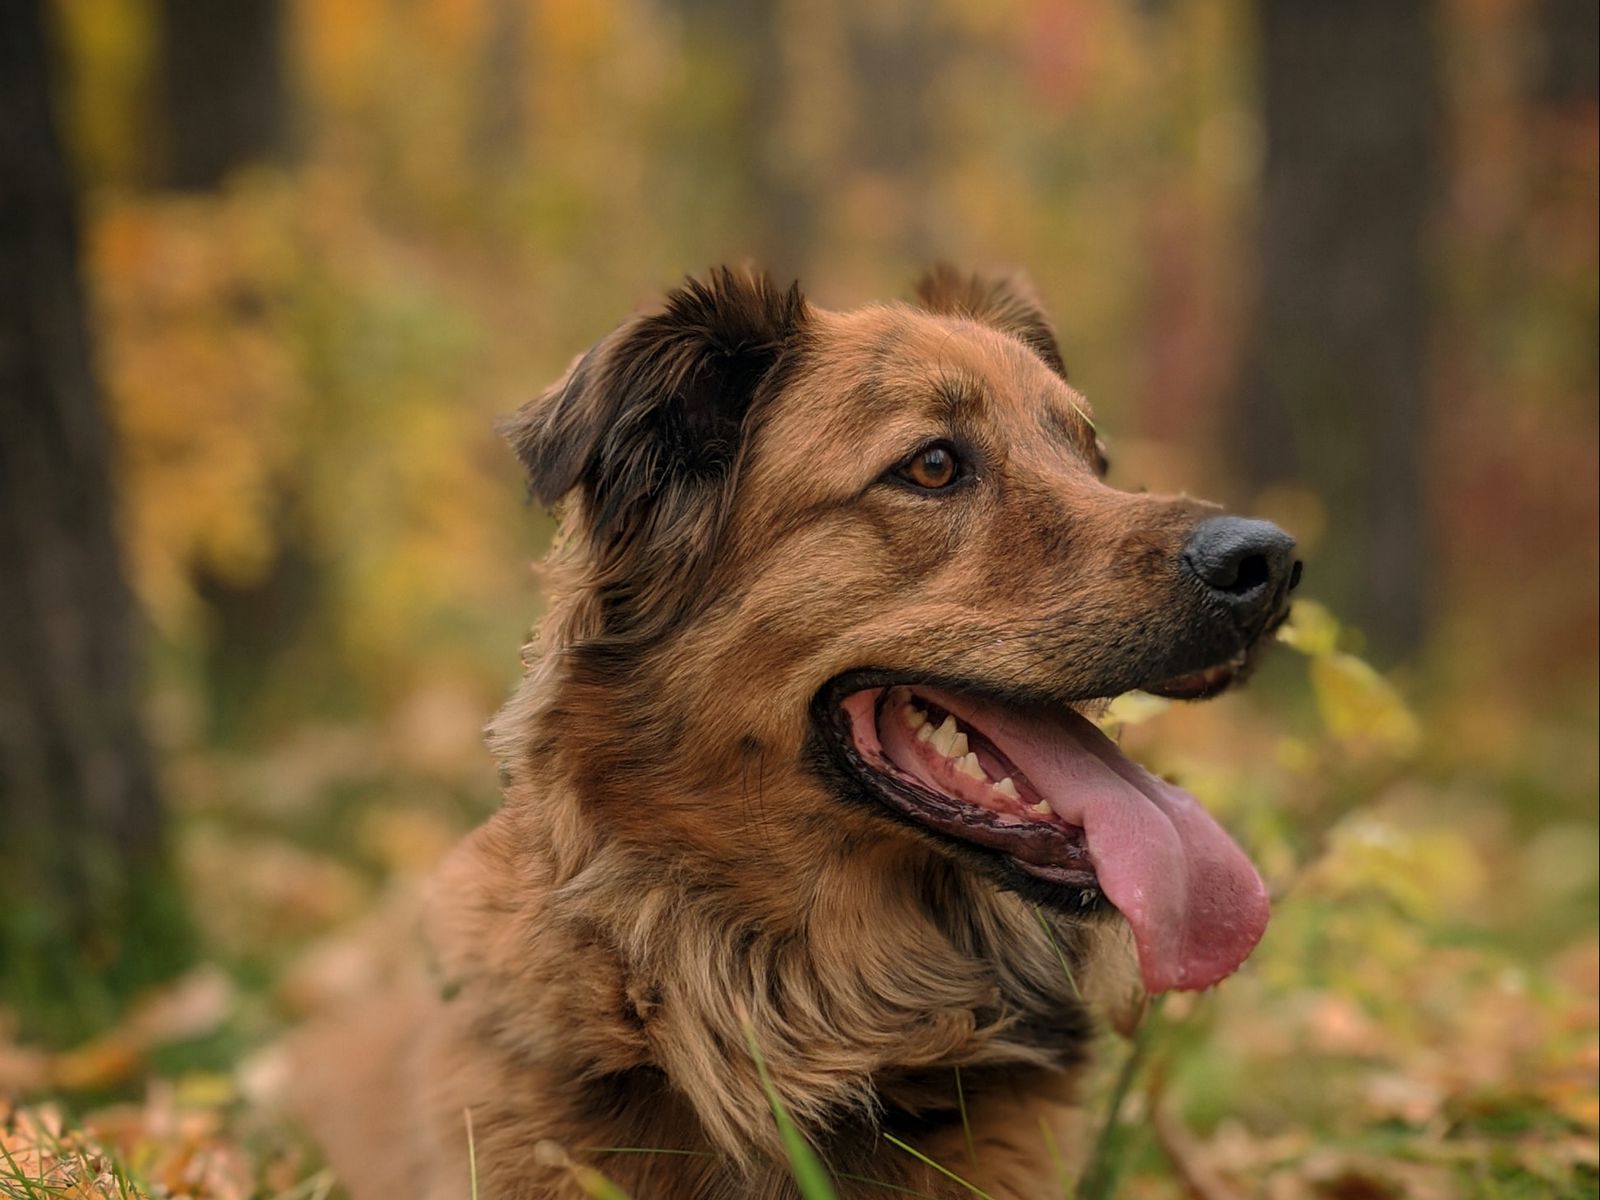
[
  {"xmin": 882, "ymin": 1132, "xmax": 997, "ymax": 1200},
  {"xmin": 740, "ymin": 1020, "xmax": 840, "ymax": 1200},
  {"xmin": 1038, "ymin": 1115, "xmax": 1072, "ymax": 1197},
  {"xmin": 585, "ymin": 1145, "xmax": 938, "ymax": 1199},
  {"xmin": 0, "ymin": 1137, "xmax": 51, "ymax": 1200},
  {"xmin": 1032, "ymin": 905, "xmax": 1083, "ymax": 1001},
  {"xmin": 954, "ymin": 1065, "xmax": 977, "ymax": 1171},
  {"xmin": 833, "ymin": 1171, "xmax": 942, "ymax": 1198},
  {"xmin": 568, "ymin": 1167, "xmax": 633, "ymax": 1200},
  {"xmin": 531, "ymin": 1137, "xmax": 633, "ymax": 1200}
]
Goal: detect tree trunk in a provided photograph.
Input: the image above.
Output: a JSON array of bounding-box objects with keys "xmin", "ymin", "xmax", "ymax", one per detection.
[
  {"xmin": 673, "ymin": 0, "xmax": 816, "ymax": 280},
  {"xmin": 1237, "ymin": 0, "xmax": 1438, "ymax": 662},
  {"xmin": 1539, "ymin": 0, "xmax": 1599, "ymax": 105},
  {"xmin": 155, "ymin": 0, "xmax": 292, "ymax": 190},
  {"xmin": 844, "ymin": 3, "xmax": 940, "ymax": 268},
  {"xmin": 473, "ymin": 0, "xmax": 530, "ymax": 177},
  {"xmin": 0, "ymin": 0, "xmax": 190, "ymax": 1040}
]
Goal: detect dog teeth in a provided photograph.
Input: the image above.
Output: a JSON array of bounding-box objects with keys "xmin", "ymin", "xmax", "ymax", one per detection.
[
  {"xmin": 955, "ymin": 752, "xmax": 986, "ymax": 780},
  {"xmin": 948, "ymin": 732, "xmax": 969, "ymax": 758},
  {"xmin": 994, "ymin": 777, "xmax": 1020, "ymax": 801},
  {"xmin": 902, "ymin": 704, "xmax": 928, "ymax": 731},
  {"xmin": 915, "ymin": 722, "xmax": 934, "ymax": 743},
  {"xmin": 1030, "ymin": 799, "xmax": 1052, "ymax": 816},
  {"xmin": 929, "ymin": 716, "xmax": 959, "ymax": 756}
]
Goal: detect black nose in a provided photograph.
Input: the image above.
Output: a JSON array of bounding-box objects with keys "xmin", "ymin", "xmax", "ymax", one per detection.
[{"xmin": 1181, "ymin": 516, "xmax": 1301, "ymax": 620}]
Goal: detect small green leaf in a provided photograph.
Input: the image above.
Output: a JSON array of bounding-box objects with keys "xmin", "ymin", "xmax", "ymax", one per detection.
[
  {"xmin": 1095, "ymin": 690, "xmax": 1171, "ymax": 737},
  {"xmin": 1310, "ymin": 651, "xmax": 1420, "ymax": 758},
  {"xmin": 1277, "ymin": 598, "xmax": 1342, "ymax": 657}
]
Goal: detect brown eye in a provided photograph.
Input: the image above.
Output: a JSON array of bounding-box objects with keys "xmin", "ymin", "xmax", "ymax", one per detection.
[{"xmin": 898, "ymin": 442, "xmax": 961, "ymax": 490}]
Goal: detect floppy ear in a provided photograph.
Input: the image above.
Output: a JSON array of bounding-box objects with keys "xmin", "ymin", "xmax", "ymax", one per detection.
[
  {"xmin": 499, "ymin": 266, "xmax": 807, "ymax": 633},
  {"xmin": 503, "ymin": 266, "xmax": 807, "ymax": 526},
  {"xmin": 913, "ymin": 264, "xmax": 1067, "ymax": 380}
]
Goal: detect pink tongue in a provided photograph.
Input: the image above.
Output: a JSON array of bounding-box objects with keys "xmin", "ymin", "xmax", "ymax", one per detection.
[{"xmin": 924, "ymin": 690, "xmax": 1270, "ymax": 993}]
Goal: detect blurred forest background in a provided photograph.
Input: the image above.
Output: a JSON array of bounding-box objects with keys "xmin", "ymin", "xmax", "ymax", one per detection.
[{"xmin": 1, "ymin": 0, "xmax": 1596, "ymax": 1197}]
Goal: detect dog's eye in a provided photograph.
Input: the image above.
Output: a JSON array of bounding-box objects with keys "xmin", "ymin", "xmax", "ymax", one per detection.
[{"xmin": 897, "ymin": 442, "xmax": 962, "ymax": 491}]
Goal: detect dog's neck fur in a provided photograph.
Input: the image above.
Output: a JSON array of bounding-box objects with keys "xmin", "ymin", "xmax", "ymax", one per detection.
[{"xmin": 420, "ymin": 583, "xmax": 1122, "ymax": 1195}]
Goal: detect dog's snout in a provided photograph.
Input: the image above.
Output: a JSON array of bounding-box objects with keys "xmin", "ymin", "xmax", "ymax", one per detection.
[{"xmin": 1181, "ymin": 516, "xmax": 1300, "ymax": 618}]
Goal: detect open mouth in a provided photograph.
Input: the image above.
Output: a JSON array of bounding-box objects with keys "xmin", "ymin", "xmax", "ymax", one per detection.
[{"xmin": 826, "ymin": 673, "xmax": 1270, "ymax": 994}]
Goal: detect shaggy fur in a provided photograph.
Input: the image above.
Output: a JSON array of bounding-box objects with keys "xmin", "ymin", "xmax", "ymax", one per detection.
[{"xmin": 292, "ymin": 266, "xmax": 1265, "ymax": 1199}]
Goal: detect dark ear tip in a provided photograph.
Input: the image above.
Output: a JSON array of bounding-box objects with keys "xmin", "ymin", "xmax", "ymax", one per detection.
[
  {"xmin": 710, "ymin": 262, "xmax": 807, "ymax": 311},
  {"xmin": 490, "ymin": 410, "xmax": 520, "ymax": 443},
  {"xmin": 914, "ymin": 261, "xmax": 1039, "ymax": 301},
  {"xmin": 913, "ymin": 262, "xmax": 985, "ymax": 310},
  {"xmin": 911, "ymin": 261, "xmax": 1064, "ymax": 379},
  {"xmin": 912, "ymin": 261, "xmax": 956, "ymax": 302},
  {"xmin": 497, "ymin": 404, "xmax": 581, "ymax": 509},
  {"xmin": 492, "ymin": 409, "xmax": 528, "ymax": 469},
  {"xmin": 666, "ymin": 264, "xmax": 810, "ymax": 349}
]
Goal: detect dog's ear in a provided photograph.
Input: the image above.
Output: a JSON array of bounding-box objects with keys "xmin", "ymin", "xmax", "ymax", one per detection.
[
  {"xmin": 499, "ymin": 267, "xmax": 807, "ymax": 636},
  {"xmin": 913, "ymin": 264, "xmax": 1067, "ymax": 379},
  {"xmin": 502, "ymin": 266, "xmax": 808, "ymax": 534}
]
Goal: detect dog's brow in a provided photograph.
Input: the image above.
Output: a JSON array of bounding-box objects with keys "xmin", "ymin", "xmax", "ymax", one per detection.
[
  {"xmin": 931, "ymin": 373, "xmax": 985, "ymax": 422},
  {"xmin": 1042, "ymin": 402, "xmax": 1097, "ymax": 454}
]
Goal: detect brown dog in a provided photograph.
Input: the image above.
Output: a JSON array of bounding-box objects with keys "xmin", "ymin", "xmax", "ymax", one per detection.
[{"xmin": 291, "ymin": 266, "xmax": 1300, "ymax": 1199}]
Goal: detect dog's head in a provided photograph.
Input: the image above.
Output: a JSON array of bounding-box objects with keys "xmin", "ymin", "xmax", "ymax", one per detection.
[{"xmin": 500, "ymin": 265, "xmax": 1299, "ymax": 996}]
